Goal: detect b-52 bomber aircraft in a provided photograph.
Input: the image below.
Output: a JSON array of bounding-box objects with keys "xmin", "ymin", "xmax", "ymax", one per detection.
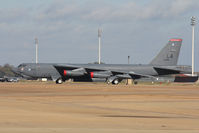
[{"xmin": 14, "ymin": 38, "xmax": 191, "ymax": 84}]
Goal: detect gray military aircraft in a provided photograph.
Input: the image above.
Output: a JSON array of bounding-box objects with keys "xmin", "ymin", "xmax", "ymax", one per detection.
[
  {"xmin": 12, "ymin": 63, "xmax": 62, "ymax": 82},
  {"xmin": 13, "ymin": 38, "xmax": 191, "ymax": 84}
]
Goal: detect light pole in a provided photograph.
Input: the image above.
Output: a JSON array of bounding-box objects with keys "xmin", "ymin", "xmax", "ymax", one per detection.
[
  {"xmin": 191, "ymin": 16, "xmax": 196, "ymax": 76},
  {"xmin": 128, "ymin": 56, "xmax": 130, "ymax": 64},
  {"xmin": 98, "ymin": 28, "xmax": 102, "ymax": 64},
  {"xmin": 35, "ymin": 38, "xmax": 38, "ymax": 64}
]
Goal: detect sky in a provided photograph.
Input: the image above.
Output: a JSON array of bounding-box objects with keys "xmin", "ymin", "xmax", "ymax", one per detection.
[{"xmin": 0, "ymin": 0, "xmax": 199, "ymax": 70}]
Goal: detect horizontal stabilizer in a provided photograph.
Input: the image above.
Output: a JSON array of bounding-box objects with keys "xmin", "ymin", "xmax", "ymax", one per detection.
[{"xmin": 153, "ymin": 67, "xmax": 181, "ymax": 75}]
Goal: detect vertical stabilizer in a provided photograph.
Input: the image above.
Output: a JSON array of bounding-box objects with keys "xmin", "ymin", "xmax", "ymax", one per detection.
[{"xmin": 150, "ymin": 39, "xmax": 182, "ymax": 66}]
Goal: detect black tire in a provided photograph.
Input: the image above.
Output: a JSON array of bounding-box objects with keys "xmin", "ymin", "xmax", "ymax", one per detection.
[
  {"xmin": 134, "ymin": 81, "xmax": 138, "ymax": 85},
  {"xmin": 112, "ymin": 79, "xmax": 119, "ymax": 85},
  {"xmin": 56, "ymin": 78, "xmax": 63, "ymax": 84}
]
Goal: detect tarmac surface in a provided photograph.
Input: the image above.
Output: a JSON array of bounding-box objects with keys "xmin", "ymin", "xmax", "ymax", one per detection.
[{"xmin": 0, "ymin": 82, "xmax": 199, "ymax": 133}]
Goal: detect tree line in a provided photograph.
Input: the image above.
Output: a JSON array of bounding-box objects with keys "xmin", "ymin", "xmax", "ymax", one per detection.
[{"xmin": 0, "ymin": 64, "xmax": 16, "ymax": 77}]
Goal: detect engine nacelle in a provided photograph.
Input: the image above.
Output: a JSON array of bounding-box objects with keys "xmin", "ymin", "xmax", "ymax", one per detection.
[
  {"xmin": 63, "ymin": 70, "xmax": 84, "ymax": 77},
  {"xmin": 90, "ymin": 71, "xmax": 111, "ymax": 78}
]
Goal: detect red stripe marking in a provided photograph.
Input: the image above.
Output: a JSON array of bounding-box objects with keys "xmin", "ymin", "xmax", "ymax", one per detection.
[
  {"xmin": 169, "ymin": 39, "xmax": 182, "ymax": 42},
  {"xmin": 64, "ymin": 70, "xmax": 67, "ymax": 76},
  {"xmin": 90, "ymin": 72, "xmax": 94, "ymax": 78}
]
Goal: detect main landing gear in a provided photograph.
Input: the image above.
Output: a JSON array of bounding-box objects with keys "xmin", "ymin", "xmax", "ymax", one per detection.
[{"xmin": 56, "ymin": 78, "xmax": 63, "ymax": 84}]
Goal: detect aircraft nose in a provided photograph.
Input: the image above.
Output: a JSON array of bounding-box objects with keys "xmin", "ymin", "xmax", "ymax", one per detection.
[{"xmin": 11, "ymin": 67, "xmax": 20, "ymax": 74}]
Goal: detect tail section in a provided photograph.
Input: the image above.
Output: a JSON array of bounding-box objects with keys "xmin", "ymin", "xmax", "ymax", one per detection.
[{"xmin": 150, "ymin": 38, "xmax": 182, "ymax": 66}]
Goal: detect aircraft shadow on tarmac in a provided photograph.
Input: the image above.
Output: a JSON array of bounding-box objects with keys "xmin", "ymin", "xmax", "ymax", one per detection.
[{"xmin": 101, "ymin": 115, "xmax": 190, "ymax": 119}]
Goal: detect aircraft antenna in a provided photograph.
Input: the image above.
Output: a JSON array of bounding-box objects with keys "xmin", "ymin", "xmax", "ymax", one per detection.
[
  {"xmin": 35, "ymin": 37, "xmax": 38, "ymax": 64},
  {"xmin": 191, "ymin": 16, "xmax": 196, "ymax": 76},
  {"xmin": 98, "ymin": 28, "xmax": 102, "ymax": 64}
]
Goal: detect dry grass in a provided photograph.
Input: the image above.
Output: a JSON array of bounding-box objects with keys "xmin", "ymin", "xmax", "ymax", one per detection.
[{"xmin": 0, "ymin": 82, "xmax": 199, "ymax": 133}]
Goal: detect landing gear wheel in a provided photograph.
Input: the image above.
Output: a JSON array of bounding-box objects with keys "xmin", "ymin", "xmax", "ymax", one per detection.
[
  {"xmin": 106, "ymin": 78, "xmax": 111, "ymax": 85},
  {"xmin": 112, "ymin": 79, "xmax": 119, "ymax": 85},
  {"xmin": 134, "ymin": 81, "xmax": 138, "ymax": 85},
  {"xmin": 56, "ymin": 78, "xmax": 63, "ymax": 84},
  {"xmin": 106, "ymin": 80, "xmax": 111, "ymax": 85}
]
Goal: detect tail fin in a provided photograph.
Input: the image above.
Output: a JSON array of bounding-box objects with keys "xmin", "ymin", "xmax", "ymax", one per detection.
[{"xmin": 150, "ymin": 38, "xmax": 182, "ymax": 66}]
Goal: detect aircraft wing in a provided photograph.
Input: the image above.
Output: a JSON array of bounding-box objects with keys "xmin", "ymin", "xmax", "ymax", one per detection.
[
  {"xmin": 153, "ymin": 67, "xmax": 182, "ymax": 75},
  {"xmin": 54, "ymin": 65, "xmax": 156, "ymax": 82}
]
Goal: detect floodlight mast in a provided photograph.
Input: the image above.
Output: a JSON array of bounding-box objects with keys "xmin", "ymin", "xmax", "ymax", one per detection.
[
  {"xmin": 128, "ymin": 56, "xmax": 130, "ymax": 64},
  {"xmin": 98, "ymin": 28, "xmax": 102, "ymax": 64},
  {"xmin": 191, "ymin": 16, "xmax": 196, "ymax": 76},
  {"xmin": 35, "ymin": 38, "xmax": 38, "ymax": 64}
]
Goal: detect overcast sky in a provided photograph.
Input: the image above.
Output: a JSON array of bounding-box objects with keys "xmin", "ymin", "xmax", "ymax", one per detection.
[{"xmin": 0, "ymin": 0, "xmax": 199, "ymax": 70}]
